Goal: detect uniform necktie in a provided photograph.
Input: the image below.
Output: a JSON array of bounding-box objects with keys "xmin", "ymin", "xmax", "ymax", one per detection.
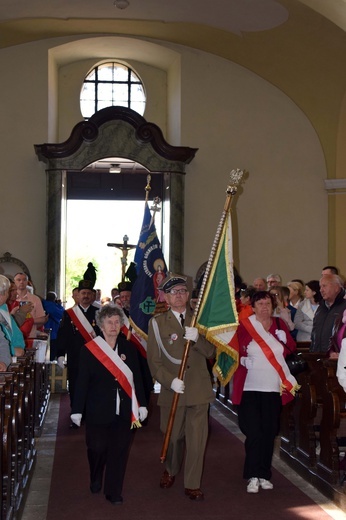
[{"xmin": 180, "ymin": 313, "xmax": 185, "ymax": 327}]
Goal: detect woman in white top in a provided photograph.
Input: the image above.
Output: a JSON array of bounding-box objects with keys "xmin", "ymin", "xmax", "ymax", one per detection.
[{"xmin": 294, "ymin": 280, "xmax": 321, "ymax": 342}]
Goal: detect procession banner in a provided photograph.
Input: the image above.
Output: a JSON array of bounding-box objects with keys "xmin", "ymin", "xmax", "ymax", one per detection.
[{"xmin": 129, "ymin": 202, "xmax": 167, "ymax": 345}]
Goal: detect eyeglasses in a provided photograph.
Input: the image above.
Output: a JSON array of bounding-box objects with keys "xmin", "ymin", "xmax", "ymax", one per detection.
[{"xmin": 168, "ymin": 289, "xmax": 188, "ymax": 295}]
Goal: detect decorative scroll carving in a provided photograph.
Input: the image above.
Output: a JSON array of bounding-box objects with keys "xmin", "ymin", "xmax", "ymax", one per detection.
[{"xmin": 34, "ymin": 106, "xmax": 198, "ymax": 167}]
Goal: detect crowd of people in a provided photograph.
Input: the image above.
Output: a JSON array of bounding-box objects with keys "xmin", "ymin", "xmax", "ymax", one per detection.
[
  {"xmin": 236, "ymin": 267, "xmax": 346, "ymax": 353},
  {"xmin": 1, "ymin": 265, "xmax": 346, "ymax": 503}
]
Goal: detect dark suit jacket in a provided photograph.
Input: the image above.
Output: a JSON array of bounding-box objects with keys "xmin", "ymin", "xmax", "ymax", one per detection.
[
  {"xmin": 72, "ymin": 333, "xmax": 147, "ymax": 425},
  {"xmin": 56, "ymin": 304, "xmax": 100, "ymax": 370},
  {"xmin": 147, "ymin": 308, "xmax": 215, "ymax": 407}
]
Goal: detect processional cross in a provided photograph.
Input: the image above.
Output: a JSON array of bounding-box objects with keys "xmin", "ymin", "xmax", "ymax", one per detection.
[{"xmin": 107, "ymin": 234, "xmax": 136, "ymax": 281}]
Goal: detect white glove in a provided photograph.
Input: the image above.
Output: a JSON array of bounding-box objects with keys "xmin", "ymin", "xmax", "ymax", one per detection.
[
  {"xmin": 240, "ymin": 357, "xmax": 253, "ymax": 369},
  {"xmin": 70, "ymin": 413, "xmax": 82, "ymax": 427},
  {"xmin": 57, "ymin": 356, "xmax": 65, "ymax": 369},
  {"xmin": 184, "ymin": 326, "xmax": 199, "ymax": 342},
  {"xmin": 138, "ymin": 407, "xmax": 148, "ymax": 422},
  {"xmin": 275, "ymin": 329, "xmax": 287, "ymax": 344},
  {"xmin": 170, "ymin": 377, "xmax": 185, "ymax": 394}
]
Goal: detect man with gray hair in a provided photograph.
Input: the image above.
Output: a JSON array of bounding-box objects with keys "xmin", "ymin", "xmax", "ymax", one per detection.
[
  {"xmin": 310, "ymin": 274, "xmax": 346, "ymax": 352},
  {"xmin": 266, "ymin": 273, "xmax": 282, "ymax": 289}
]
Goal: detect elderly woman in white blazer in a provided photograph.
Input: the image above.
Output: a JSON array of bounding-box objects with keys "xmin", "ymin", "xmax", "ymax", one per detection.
[{"xmin": 294, "ymin": 280, "xmax": 322, "ymax": 342}]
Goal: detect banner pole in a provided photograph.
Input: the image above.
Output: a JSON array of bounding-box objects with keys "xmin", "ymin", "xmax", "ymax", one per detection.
[{"xmin": 160, "ymin": 169, "xmax": 244, "ymax": 463}]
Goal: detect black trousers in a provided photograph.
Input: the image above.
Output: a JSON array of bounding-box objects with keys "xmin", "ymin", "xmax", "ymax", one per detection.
[
  {"xmin": 237, "ymin": 391, "xmax": 281, "ymax": 481},
  {"xmin": 85, "ymin": 417, "xmax": 135, "ymax": 497}
]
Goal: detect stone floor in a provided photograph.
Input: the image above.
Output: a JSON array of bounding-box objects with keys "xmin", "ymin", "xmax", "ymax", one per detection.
[{"xmin": 21, "ymin": 394, "xmax": 346, "ymax": 520}]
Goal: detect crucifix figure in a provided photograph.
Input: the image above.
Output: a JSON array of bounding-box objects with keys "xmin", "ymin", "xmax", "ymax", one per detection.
[{"xmin": 107, "ymin": 234, "xmax": 136, "ymax": 281}]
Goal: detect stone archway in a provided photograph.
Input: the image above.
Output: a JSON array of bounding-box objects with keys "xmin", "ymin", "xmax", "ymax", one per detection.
[{"xmin": 35, "ymin": 106, "xmax": 197, "ymax": 293}]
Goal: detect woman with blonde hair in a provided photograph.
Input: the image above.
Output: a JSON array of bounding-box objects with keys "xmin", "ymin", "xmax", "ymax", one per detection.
[
  {"xmin": 287, "ymin": 281, "xmax": 305, "ymax": 309},
  {"xmin": 269, "ymin": 286, "xmax": 295, "ymax": 332}
]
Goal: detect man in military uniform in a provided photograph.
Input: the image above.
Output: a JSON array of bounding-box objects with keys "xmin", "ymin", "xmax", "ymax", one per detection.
[
  {"xmin": 147, "ymin": 274, "xmax": 215, "ymax": 501},
  {"xmin": 57, "ymin": 279, "xmax": 100, "ymax": 409}
]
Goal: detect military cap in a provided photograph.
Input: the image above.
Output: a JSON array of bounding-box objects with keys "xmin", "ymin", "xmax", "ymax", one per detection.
[
  {"xmin": 78, "ymin": 279, "xmax": 94, "ymax": 291},
  {"xmin": 158, "ymin": 273, "xmax": 187, "ymax": 293},
  {"xmin": 118, "ymin": 281, "xmax": 133, "ymax": 293}
]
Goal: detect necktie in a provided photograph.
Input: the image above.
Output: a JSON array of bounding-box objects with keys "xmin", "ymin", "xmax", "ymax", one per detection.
[{"xmin": 180, "ymin": 314, "xmax": 185, "ymax": 327}]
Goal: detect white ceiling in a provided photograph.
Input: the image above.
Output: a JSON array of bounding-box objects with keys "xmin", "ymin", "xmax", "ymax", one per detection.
[
  {"xmin": 0, "ymin": 0, "xmax": 289, "ymax": 34},
  {"xmin": 0, "ymin": 0, "xmax": 345, "ymax": 34}
]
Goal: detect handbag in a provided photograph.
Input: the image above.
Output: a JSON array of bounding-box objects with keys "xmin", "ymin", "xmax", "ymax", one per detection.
[
  {"xmin": 274, "ymin": 318, "xmax": 307, "ymax": 376},
  {"xmin": 285, "ymin": 351, "xmax": 308, "ymax": 376}
]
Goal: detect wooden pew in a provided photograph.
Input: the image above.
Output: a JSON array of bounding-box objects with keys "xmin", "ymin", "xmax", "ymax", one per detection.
[
  {"xmin": 293, "ymin": 353, "xmax": 328, "ymax": 468},
  {"xmin": 317, "ymin": 359, "xmax": 346, "ymax": 485},
  {"xmin": 1, "ymin": 372, "xmax": 15, "ymax": 520},
  {"xmin": 279, "ymin": 342, "xmax": 312, "ymax": 457},
  {"xmin": 0, "ymin": 348, "xmax": 50, "ymax": 520}
]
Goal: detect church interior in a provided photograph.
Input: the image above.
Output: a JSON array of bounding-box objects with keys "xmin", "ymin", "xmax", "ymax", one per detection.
[{"xmin": 2, "ymin": 0, "xmax": 346, "ymax": 518}]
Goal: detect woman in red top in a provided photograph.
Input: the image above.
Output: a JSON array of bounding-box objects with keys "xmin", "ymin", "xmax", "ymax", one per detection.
[
  {"xmin": 7, "ymin": 281, "xmax": 34, "ymax": 341},
  {"xmin": 232, "ymin": 291, "xmax": 299, "ymax": 494}
]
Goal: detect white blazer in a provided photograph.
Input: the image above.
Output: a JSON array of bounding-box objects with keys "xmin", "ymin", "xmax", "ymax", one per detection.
[{"xmin": 294, "ymin": 298, "xmax": 318, "ymax": 342}]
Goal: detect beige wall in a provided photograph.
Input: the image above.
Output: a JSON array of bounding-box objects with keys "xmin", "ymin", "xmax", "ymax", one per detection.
[
  {"xmin": 178, "ymin": 47, "xmax": 328, "ymax": 284},
  {"xmin": 0, "ymin": 34, "xmax": 330, "ymax": 295},
  {"xmin": 0, "ymin": 41, "xmax": 50, "ymax": 295}
]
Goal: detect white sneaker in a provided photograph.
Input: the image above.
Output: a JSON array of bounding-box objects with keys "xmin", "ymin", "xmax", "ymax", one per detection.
[
  {"xmin": 247, "ymin": 478, "xmax": 259, "ymax": 493},
  {"xmin": 259, "ymin": 478, "xmax": 273, "ymax": 490}
]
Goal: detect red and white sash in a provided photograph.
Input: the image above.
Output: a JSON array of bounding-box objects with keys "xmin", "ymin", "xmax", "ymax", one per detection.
[
  {"xmin": 242, "ymin": 315, "xmax": 300, "ymax": 397},
  {"xmin": 122, "ymin": 314, "xmax": 147, "ymax": 358},
  {"xmin": 85, "ymin": 336, "xmax": 141, "ymax": 429},
  {"xmin": 66, "ymin": 306, "xmax": 96, "ymax": 342}
]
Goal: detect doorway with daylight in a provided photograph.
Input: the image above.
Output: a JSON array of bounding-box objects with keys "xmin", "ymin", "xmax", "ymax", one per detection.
[
  {"xmin": 63, "ymin": 166, "xmax": 164, "ymax": 307},
  {"xmin": 35, "ymin": 106, "xmax": 197, "ymax": 297}
]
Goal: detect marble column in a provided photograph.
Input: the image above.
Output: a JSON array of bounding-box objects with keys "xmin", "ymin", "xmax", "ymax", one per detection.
[
  {"xmin": 46, "ymin": 170, "xmax": 63, "ymax": 294},
  {"xmin": 168, "ymin": 172, "xmax": 184, "ymax": 274}
]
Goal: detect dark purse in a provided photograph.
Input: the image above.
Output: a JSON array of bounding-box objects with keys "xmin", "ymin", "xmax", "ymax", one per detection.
[
  {"xmin": 274, "ymin": 318, "xmax": 307, "ymax": 376},
  {"xmin": 285, "ymin": 351, "xmax": 308, "ymax": 376}
]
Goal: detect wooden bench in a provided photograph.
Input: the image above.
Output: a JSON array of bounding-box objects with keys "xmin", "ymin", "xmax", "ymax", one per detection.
[{"xmin": 0, "ymin": 349, "xmax": 50, "ymax": 519}]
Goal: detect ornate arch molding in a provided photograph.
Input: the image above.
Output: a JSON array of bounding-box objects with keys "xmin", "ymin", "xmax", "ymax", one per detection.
[
  {"xmin": 0, "ymin": 252, "xmax": 31, "ymax": 281},
  {"xmin": 34, "ymin": 106, "xmax": 198, "ymax": 293}
]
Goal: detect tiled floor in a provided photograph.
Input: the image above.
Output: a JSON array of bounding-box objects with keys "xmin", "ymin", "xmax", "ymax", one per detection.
[{"xmin": 21, "ymin": 394, "xmax": 346, "ymax": 520}]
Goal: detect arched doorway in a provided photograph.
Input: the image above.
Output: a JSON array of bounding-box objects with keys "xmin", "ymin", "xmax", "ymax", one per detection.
[{"xmin": 35, "ymin": 106, "xmax": 197, "ymax": 294}]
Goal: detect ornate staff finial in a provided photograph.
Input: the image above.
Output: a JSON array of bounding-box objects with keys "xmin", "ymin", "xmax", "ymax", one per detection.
[
  {"xmin": 145, "ymin": 174, "xmax": 152, "ymax": 202},
  {"xmin": 227, "ymin": 169, "xmax": 244, "ymax": 195},
  {"xmin": 150, "ymin": 196, "xmax": 162, "ymax": 216}
]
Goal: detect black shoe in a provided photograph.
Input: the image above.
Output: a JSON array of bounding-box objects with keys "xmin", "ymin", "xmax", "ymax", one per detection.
[
  {"xmin": 106, "ymin": 495, "xmax": 123, "ymax": 505},
  {"xmin": 90, "ymin": 482, "xmax": 102, "ymax": 494}
]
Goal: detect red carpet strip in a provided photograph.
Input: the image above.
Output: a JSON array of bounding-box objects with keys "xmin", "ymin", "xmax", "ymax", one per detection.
[{"xmin": 46, "ymin": 393, "xmax": 335, "ymax": 520}]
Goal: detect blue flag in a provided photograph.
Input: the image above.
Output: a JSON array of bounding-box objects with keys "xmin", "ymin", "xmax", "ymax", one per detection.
[{"xmin": 129, "ymin": 202, "xmax": 167, "ymax": 341}]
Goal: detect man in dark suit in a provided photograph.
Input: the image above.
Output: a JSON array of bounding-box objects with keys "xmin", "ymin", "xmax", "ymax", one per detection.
[
  {"xmin": 56, "ymin": 279, "xmax": 100, "ymax": 408},
  {"xmin": 147, "ymin": 274, "xmax": 215, "ymax": 501}
]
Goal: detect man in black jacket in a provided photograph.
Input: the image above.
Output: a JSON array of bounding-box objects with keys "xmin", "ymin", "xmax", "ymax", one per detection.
[
  {"xmin": 56, "ymin": 279, "xmax": 100, "ymax": 407},
  {"xmin": 310, "ymin": 274, "xmax": 346, "ymax": 352}
]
